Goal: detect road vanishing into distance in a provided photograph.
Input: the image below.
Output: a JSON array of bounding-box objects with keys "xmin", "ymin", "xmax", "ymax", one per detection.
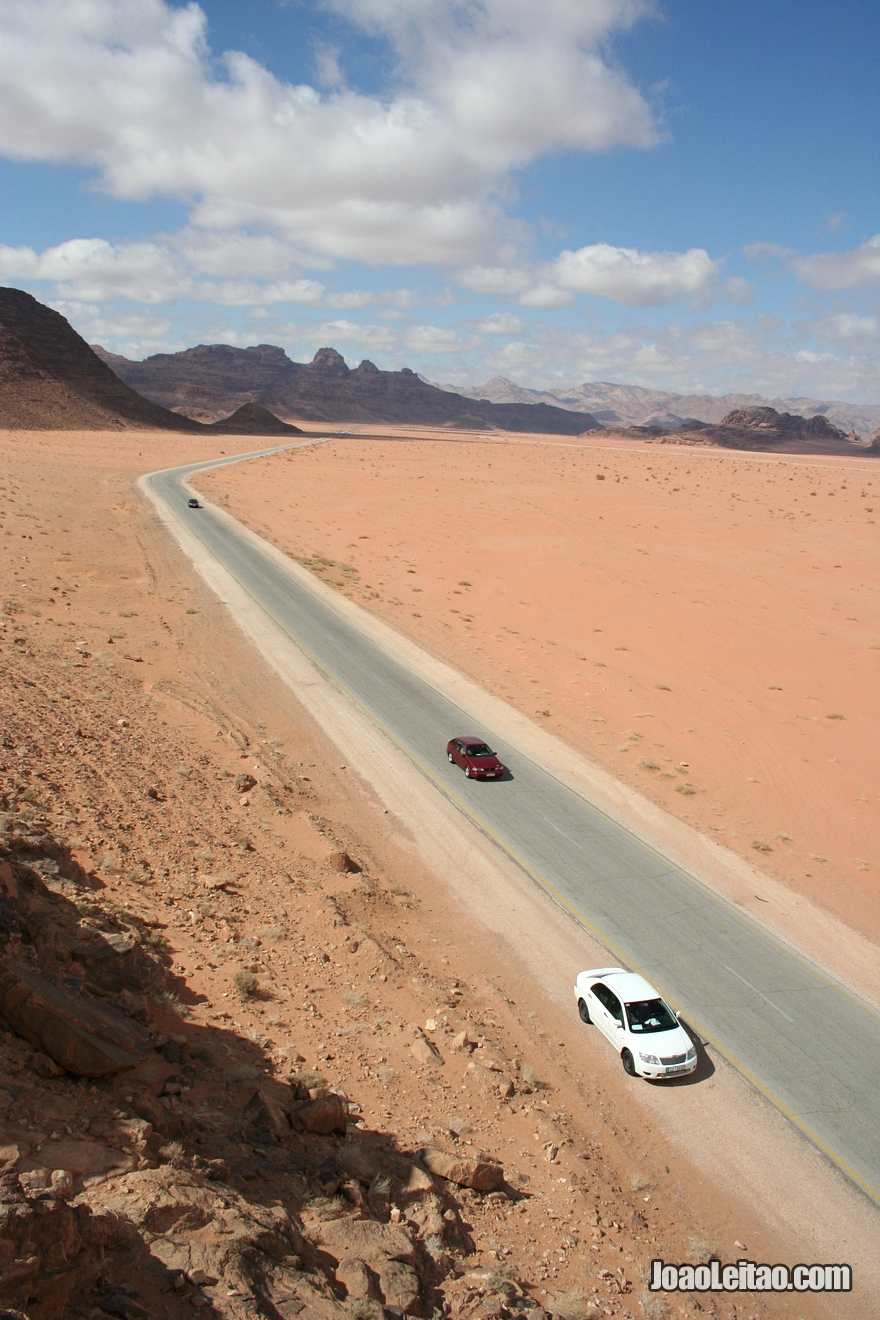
[{"xmin": 149, "ymin": 444, "xmax": 880, "ymax": 1207}]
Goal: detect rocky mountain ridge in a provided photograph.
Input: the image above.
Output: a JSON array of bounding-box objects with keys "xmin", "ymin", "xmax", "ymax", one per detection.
[
  {"xmin": 611, "ymin": 405, "xmax": 867, "ymax": 455},
  {"xmin": 92, "ymin": 343, "xmax": 601, "ymax": 434},
  {"xmin": 452, "ymin": 375, "xmax": 880, "ymax": 437}
]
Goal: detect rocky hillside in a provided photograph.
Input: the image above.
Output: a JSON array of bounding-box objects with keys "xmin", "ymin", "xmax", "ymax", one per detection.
[
  {"xmin": 0, "ymin": 288, "xmax": 202, "ymax": 432},
  {"xmin": 93, "ymin": 344, "xmax": 601, "ymax": 434}
]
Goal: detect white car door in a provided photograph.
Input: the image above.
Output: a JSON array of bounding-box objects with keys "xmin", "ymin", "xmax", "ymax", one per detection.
[{"xmin": 590, "ymin": 983, "xmax": 618, "ymax": 1043}]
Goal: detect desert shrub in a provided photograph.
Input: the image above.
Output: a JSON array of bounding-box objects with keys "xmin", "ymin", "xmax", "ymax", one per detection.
[
  {"xmin": 234, "ymin": 969, "xmax": 259, "ymax": 997},
  {"xmin": 291, "ymin": 1067, "xmax": 326, "ymax": 1091}
]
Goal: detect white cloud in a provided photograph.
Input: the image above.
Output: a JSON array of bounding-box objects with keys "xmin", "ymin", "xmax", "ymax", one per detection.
[
  {"xmin": 746, "ymin": 236, "xmax": 880, "ymax": 292},
  {"xmin": 0, "ymin": 0, "xmax": 659, "ymax": 266},
  {"xmin": 457, "ymin": 241, "xmax": 724, "ymax": 308},
  {"xmin": 518, "ymin": 283, "xmax": 576, "ymax": 308},
  {"xmin": 547, "ymin": 242, "xmax": 721, "ymax": 306},
  {"xmin": 806, "ymin": 313, "xmax": 880, "ymax": 345},
  {"xmin": 0, "ymin": 235, "xmax": 395, "ymax": 309}
]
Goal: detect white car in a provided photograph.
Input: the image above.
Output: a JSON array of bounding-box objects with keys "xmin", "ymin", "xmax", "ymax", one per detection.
[{"xmin": 573, "ymin": 967, "xmax": 697, "ymax": 1080}]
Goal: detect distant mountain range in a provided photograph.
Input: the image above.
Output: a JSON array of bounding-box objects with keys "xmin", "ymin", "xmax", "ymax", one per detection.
[
  {"xmin": 92, "ymin": 344, "xmax": 600, "ymax": 434},
  {"xmin": 450, "ymin": 376, "xmax": 880, "ymax": 438}
]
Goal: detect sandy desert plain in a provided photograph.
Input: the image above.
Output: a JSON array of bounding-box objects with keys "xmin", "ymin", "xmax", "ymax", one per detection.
[{"xmin": 2, "ymin": 423, "xmax": 880, "ymax": 1319}]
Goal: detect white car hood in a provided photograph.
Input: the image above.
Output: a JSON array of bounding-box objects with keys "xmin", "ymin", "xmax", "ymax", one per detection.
[{"xmin": 628, "ymin": 1025, "xmax": 691, "ymax": 1056}]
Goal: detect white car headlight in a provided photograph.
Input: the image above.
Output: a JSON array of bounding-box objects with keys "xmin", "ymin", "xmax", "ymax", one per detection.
[
  {"xmin": 639, "ymin": 1052, "xmax": 660, "ymax": 1066},
  {"xmin": 685, "ymin": 1047, "xmax": 697, "ymax": 1062}
]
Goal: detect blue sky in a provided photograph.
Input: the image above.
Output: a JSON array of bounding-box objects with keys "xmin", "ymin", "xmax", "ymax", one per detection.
[{"xmin": 1, "ymin": 0, "xmax": 878, "ymax": 400}]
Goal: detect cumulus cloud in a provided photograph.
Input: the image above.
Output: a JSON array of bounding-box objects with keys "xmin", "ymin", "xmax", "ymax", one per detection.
[
  {"xmin": 0, "ymin": 235, "xmax": 390, "ymax": 308},
  {"xmin": 458, "ymin": 241, "xmax": 724, "ymax": 307},
  {"xmin": 546, "ymin": 243, "xmax": 721, "ymax": 306},
  {"xmin": 0, "ymin": 0, "xmax": 659, "ymax": 265},
  {"xmin": 746, "ymin": 235, "xmax": 880, "ymax": 292}
]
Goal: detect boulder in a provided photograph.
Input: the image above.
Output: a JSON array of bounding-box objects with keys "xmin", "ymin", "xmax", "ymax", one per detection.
[
  {"xmin": 241, "ymin": 1089, "xmax": 291, "ymax": 1144},
  {"xmin": 0, "ymin": 964, "xmax": 151, "ymax": 1076},
  {"xmin": 335, "ymin": 1257, "xmax": 379, "ymax": 1301},
  {"xmin": 420, "ymin": 1148, "xmax": 504, "ymax": 1192},
  {"xmin": 410, "ymin": 1034, "xmax": 443, "ymax": 1068},
  {"xmin": 328, "ymin": 851, "xmax": 361, "ymax": 874},
  {"xmin": 378, "ymin": 1259, "xmax": 421, "ymax": 1313},
  {"xmin": 290, "ymin": 1093, "xmax": 348, "ymax": 1135},
  {"xmin": 234, "ymin": 774, "xmax": 257, "ymax": 794},
  {"xmin": 86, "ymin": 1166, "xmax": 306, "ymax": 1317}
]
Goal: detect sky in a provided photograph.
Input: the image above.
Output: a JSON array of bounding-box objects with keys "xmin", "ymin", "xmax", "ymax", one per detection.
[{"xmin": 0, "ymin": 0, "xmax": 878, "ymax": 400}]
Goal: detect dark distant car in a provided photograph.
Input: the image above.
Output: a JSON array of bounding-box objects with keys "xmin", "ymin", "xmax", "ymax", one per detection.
[
  {"xmin": 446, "ymin": 736, "xmax": 505, "ymax": 779},
  {"xmin": 187, "ymin": 497, "xmax": 200, "ymax": 508}
]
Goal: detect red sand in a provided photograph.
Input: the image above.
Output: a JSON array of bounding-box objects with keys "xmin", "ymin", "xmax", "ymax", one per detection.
[{"xmin": 199, "ymin": 433, "xmax": 880, "ymax": 946}]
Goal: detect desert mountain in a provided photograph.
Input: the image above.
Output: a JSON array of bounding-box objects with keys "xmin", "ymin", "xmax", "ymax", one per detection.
[
  {"xmin": 0, "ymin": 287, "xmax": 202, "ymax": 431},
  {"xmin": 453, "ymin": 375, "xmax": 880, "ymax": 437},
  {"xmin": 92, "ymin": 343, "xmax": 601, "ymax": 434},
  {"xmin": 0, "ymin": 288, "xmax": 300, "ymax": 435},
  {"xmin": 602, "ymin": 405, "xmax": 867, "ymax": 455}
]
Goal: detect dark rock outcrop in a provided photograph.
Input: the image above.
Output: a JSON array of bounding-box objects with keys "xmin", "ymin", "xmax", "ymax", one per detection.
[
  {"xmin": 208, "ymin": 402, "xmax": 303, "ymax": 435},
  {"xmin": 598, "ymin": 405, "xmax": 872, "ymax": 455},
  {"xmin": 0, "ymin": 964, "xmax": 151, "ymax": 1076},
  {"xmin": 718, "ymin": 406, "xmax": 848, "ymax": 440},
  {"xmin": 94, "ymin": 341, "xmax": 602, "ymax": 433}
]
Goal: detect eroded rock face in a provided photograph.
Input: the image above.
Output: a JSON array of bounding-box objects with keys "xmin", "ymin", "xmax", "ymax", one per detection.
[
  {"xmin": 0, "ymin": 964, "xmax": 152, "ymax": 1077},
  {"xmin": 86, "ymin": 1166, "xmax": 317, "ymax": 1319},
  {"xmin": 311, "ymin": 1216, "xmax": 417, "ymax": 1268},
  {"xmin": 0, "ymin": 1172, "xmax": 135, "ymax": 1319}
]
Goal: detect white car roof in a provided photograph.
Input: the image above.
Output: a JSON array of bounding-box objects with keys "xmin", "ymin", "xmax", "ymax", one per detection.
[{"xmin": 593, "ymin": 970, "xmax": 660, "ymax": 1004}]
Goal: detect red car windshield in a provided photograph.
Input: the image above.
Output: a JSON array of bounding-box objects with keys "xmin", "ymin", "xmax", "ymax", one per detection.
[{"xmin": 466, "ymin": 744, "xmax": 494, "ymax": 757}]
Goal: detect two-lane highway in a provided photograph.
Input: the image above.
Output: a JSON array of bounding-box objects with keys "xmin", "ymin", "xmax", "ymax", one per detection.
[{"xmin": 148, "ymin": 447, "xmax": 880, "ymax": 1206}]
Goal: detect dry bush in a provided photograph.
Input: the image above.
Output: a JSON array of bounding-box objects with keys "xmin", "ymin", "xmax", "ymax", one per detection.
[{"xmin": 234, "ymin": 969, "xmax": 259, "ymax": 997}]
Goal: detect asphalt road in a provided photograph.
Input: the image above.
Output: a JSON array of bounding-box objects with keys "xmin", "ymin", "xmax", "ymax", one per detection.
[{"xmin": 149, "ymin": 446, "xmax": 880, "ymax": 1206}]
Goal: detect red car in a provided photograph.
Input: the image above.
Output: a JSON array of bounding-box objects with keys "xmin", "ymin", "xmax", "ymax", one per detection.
[{"xmin": 446, "ymin": 736, "xmax": 505, "ymax": 779}]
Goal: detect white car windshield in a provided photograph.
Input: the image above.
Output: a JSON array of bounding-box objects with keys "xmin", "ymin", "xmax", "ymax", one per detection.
[{"xmin": 625, "ymin": 998, "xmax": 678, "ymax": 1034}]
